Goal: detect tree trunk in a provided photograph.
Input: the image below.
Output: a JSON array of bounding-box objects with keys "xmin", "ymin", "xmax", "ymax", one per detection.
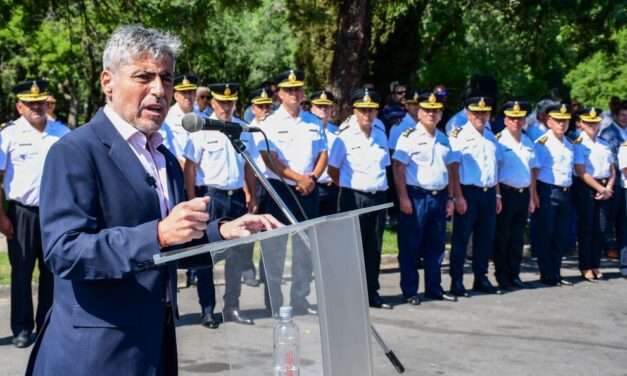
[{"xmin": 329, "ymin": 0, "xmax": 372, "ymax": 120}]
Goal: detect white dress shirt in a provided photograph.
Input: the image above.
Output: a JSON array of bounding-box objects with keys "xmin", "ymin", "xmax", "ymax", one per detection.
[
  {"xmin": 393, "ymin": 122, "xmax": 457, "ymax": 190},
  {"xmin": 449, "ymin": 122, "xmax": 501, "ymax": 188},
  {"xmin": 574, "ymin": 132, "xmax": 614, "ymax": 179},
  {"xmin": 328, "ymin": 116, "xmax": 390, "ymax": 192},
  {"xmin": 534, "ymin": 131, "xmax": 581, "ymax": 187},
  {"xmin": 497, "ymin": 129, "xmax": 538, "ymax": 188}
]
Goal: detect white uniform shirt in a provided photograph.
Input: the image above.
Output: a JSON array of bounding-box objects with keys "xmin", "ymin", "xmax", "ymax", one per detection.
[
  {"xmin": 449, "ymin": 123, "xmax": 501, "ymax": 188},
  {"xmin": 574, "ymin": 132, "xmax": 614, "ymax": 179},
  {"xmin": 388, "ymin": 113, "xmax": 416, "ymax": 150},
  {"xmin": 496, "ymin": 129, "xmax": 538, "ymax": 188},
  {"xmin": 160, "ymin": 103, "xmax": 191, "ymax": 158},
  {"xmin": 328, "ymin": 116, "xmax": 390, "ymax": 192},
  {"xmin": 249, "ymin": 118, "xmax": 269, "ymax": 177},
  {"xmin": 318, "ymin": 122, "xmax": 338, "ymax": 184},
  {"xmin": 184, "ymin": 114, "xmax": 252, "ymax": 190},
  {"xmin": 393, "ymin": 122, "xmax": 457, "ymax": 190},
  {"xmin": 534, "ymin": 131, "xmax": 581, "ymax": 187},
  {"xmin": 617, "ymin": 142, "xmax": 627, "ymax": 187},
  {"xmin": 0, "ymin": 116, "xmax": 70, "ymax": 206},
  {"xmin": 258, "ymin": 105, "xmax": 326, "ymax": 185}
]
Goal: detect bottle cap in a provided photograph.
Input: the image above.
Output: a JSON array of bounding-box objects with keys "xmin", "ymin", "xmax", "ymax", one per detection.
[{"xmin": 279, "ymin": 306, "xmax": 292, "ymax": 319}]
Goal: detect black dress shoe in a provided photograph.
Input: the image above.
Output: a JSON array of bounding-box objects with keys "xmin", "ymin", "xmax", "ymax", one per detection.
[
  {"xmin": 12, "ymin": 330, "xmax": 32, "ymax": 348},
  {"xmin": 405, "ymin": 295, "xmax": 421, "ymax": 305},
  {"xmin": 511, "ymin": 277, "xmax": 526, "ymax": 289},
  {"xmin": 369, "ymin": 296, "xmax": 393, "ymax": 309},
  {"xmin": 540, "ymin": 277, "xmax": 558, "ymax": 286},
  {"xmin": 223, "ymin": 309, "xmax": 254, "ymax": 325},
  {"xmin": 558, "ymin": 279, "xmax": 574, "ymax": 286},
  {"xmin": 450, "ymin": 281, "xmax": 470, "ymax": 297},
  {"xmin": 497, "ymin": 280, "xmax": 514, "ymax": 292},
  {"xmin": 473, "ymin": 278, "xmax": 503, "ymax": 294},
  {"xmin": 201, "ymin": 312, "xmax": 220, "ymax": 329},
  {"xmin": 424, "ymin": 292, "xmax": 457, "ymax": 302}
]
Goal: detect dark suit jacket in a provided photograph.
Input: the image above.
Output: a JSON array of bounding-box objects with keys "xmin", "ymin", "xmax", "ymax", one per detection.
[{"xmin": 27, "ymin": 109, "xmax": 223, "ymax": 375}]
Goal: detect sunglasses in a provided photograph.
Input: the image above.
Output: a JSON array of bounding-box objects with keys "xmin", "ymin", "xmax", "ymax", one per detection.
[
  {"xmin": 197, "ymin": 95, "xmax": 209, "ymax": 99},
  {"xmin": 395, "ymin": 91, "xmax": 406, "ymax": 95}
]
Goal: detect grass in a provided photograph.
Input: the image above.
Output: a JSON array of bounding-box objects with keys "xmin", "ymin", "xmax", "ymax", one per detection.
[
  {"xmin": 382, "ymin": 229, "xmax": 398, "ymax": 255},
  {"xmin": 0, "ymin": 252, "xmax": 10, "ymax": 285}
]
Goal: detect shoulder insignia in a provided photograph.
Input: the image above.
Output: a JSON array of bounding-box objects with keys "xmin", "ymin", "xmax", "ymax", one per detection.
[
  {"xmin": 338, "ymin": 119, "xmax": 351, "ymax": 134},
  {"xmin": 0, "ymin": 121, "xmax": 14, "ymax": 131},
  {"xmin": 570, "ymin": 136, "xmax": 582, "ymax": 144},
  {"xmin": 621, "ymin": 141, "xmax": 627, "ymax": 147},
  {"xmin": 495, "ymin": 131, "xmax": 502, "ymax": 140},
  {"xmin": 537, "ymin": 135, "xmax": 548, "ymax": 145},
  {"xmin": 402, "ymin": 128, "xmax": 416, "ymax": 138},
  {"xmin": 374, "ymin": 122, "xmax": 385, "ymax": 132},
  {"xmin": 450, "ymin": 127, "xmax": 461, "ymax": 138}
]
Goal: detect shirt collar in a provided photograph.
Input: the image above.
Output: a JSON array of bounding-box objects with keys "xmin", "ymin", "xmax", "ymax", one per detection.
[
  {"xmin": 104, "ymin": 105, "xmax": 163, "ymax": 148},
  {"xmin": 277, "ymin": 105, "xmax": 302, "ymax": 121}
]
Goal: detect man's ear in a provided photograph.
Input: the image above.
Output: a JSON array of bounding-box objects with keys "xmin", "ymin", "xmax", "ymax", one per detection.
[{"xmin": 100, "ymin": 70, "xmax": 113, "ymax": 99}]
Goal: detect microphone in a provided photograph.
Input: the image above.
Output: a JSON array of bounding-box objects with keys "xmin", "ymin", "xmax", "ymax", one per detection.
[{"xmin": 181, "ymin": 113, "xmax": 261, "ymax": 134}]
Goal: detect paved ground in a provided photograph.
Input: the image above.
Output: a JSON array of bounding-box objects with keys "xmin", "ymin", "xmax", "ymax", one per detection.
[{"xmin": 0, "ymin": 256, "xmax": 625, "ymax": 375}]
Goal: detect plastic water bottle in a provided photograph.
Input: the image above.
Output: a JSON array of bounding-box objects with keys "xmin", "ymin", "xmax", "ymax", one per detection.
[{"xmin": 273, "ymin": 306, "xmax": 300, "ymax": 376}]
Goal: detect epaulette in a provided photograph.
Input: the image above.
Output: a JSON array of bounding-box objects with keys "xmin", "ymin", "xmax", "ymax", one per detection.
[
  {"xmin": 570, "ymin": 136, "xmax": 582, "ymax": 144},
  {"xmin": 402, "ymin": 128, "xmax": 416, "ymax": 137},
  {"xmin": 0, "ymin": 121, "xmax": 14, "ymax": 131},
  {"xmin": 621, "ymin": 141, "xmax": 627, "ymax": 147},
  {"xmin": 496, "ymin": 131, "xmax": 502, "ymax": 140},
  {"xmin": 338, "ymin": 119, "xmax": 350, "ymax": 134},
  {"xmin": 450, "ymin": 127, "xmax": 462, "ymax": 138},
  {"xmin": 537, "ymin": 135, "xmax": 548, "ymax": 145},
  {"xmin": 374, "ymin": 122, "xmax": 385, "ymax": 132}
]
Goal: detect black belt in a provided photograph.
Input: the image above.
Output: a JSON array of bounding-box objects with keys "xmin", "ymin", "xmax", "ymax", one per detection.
[
  {"xmin": 407, "ymin": 185, "xmax": 447, "ymax": 196},
  {"xmin": 198, "ymin": 186, "xmax": 244, "ymax": 197},
  {"xmin": 500, "ymin": 184, "xmax": 529, "ymax": 193},
  {"xmin": 462, "ymin": 185, "xmax": 495, "ymax": 192},
  {"xmin": 9, "ymin": 200, "xmax": 39, "ymax": 211},
  {"xmin": 343, "ymin": 187, "xmax": 386, "ymax": 196},
  {"xmin": 539, "ymin": 181, "xmax": 570, "ymax": 192}
]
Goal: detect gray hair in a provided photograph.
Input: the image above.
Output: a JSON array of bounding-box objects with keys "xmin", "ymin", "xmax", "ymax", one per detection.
[{"xmin": 102, "ymin": 25, "xmax": 181, "ymax": 72}]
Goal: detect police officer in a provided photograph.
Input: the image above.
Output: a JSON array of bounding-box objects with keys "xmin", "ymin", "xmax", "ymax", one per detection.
[
  {"xmin": 393, "ymin": 92, "xmax": 457, "ymax": 304},
  {"xmin": 258, "ymin": 69, "xmax": 327, "ymax": 315},
  {"xmin": 161, "ymin": 75, "xmax": 199, "ymax": 166},
  {"xmin": 308, "ymin": 90, "xmax": 340, "ymax": 216},
  {"xmin": 194, "ymin": 85, "xmax": 213, "ymax": 118},
  {"xmin": 0, "ymin": 80, "xmax": 70, "ymax": 348},
  {"xmin": 572, "ymin": 107, "xmax": 614, "ymax": 281},
  {"xmin": 183, "ymin": 83, "xmax": 256, "ymax": 327},
  {"xmin": 494, "ymin": 100, "xmax": 537, "ymax": 291},
  {"xmin": 328, "ymin": 88, "xmax": 392, "ymax": 309},
  {"xmin": 449, "ymin": 95, "xmax": 503, "ymax": 296},
  {"xmin": 532, "ymin": 103, "xmax": 579, "ymax": 286}
]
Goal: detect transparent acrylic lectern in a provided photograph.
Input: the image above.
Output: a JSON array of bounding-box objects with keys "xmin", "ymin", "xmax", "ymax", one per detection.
[{"xmin": 154, "ymin": 203, "xmax": 392, "ymax": 376}]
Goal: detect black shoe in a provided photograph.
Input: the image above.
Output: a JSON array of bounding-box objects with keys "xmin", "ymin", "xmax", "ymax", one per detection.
[
  {"xmin": 510, "ymin": 277, "xmax": 526, "ymax": 289},
  {"xmin": 369, "ymin": 296, "xmax": 393, "ymax": 309},
  {"xmin": 424, "ymin": 291, "xmax": 457, "ymax": 302},
  {"xmin": 223, "ymin": 308, "xmax": 254, "ymax": 325},
  {"xmin": 558, "ymin": 279, "xmax": 574, "ymax": 286},
  {"xmin": 497, "ymin": 280, "xmax": 514, "ymax": 292},
  {"xmin": 243, "ymin": 279, "xmax": 260, "ymax": 287},
  {"xmin": 12, "ymin": 330, "xmax": 32, "ymax": 348},
  {"xmin": 405, "ymin": 294, "xmax": 421, "ymax": 305},
  {"xmin": 473, "ymin": 278, "xmax": 503, "ymax": 294},
  {"xmin": 293, "ymin": 304, "xmax": 318, "ymax": 316},
  {"xmin": 540, "ymin": 277, "xmax": 558, "ymax": 286},
  {"xmin": 450, "ymin": 281, "xmax": 470, "ymax": 297},
  {"xmin": 201, "ymin": 312, "xmax": 220, "ymax": 329}
]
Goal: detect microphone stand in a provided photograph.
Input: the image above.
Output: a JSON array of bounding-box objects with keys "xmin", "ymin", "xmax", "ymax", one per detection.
[{"xmin": 225, "ymin": 129, "xmax": 405, "ymax": 374}]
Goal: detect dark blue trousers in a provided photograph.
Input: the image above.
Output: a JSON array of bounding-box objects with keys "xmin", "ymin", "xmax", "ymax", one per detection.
[
  {"xmin": 317, "ymin": 182, "xmax": 339, "ymax": 217},
  {"xmin": 573, "ymin": 178, "xmax": 605, "ymax": 270},
  {"xmin": 533, "ymin": 181, "xmax": 573, "ymax": 282},
  {"xmin": 450, "ymin": 185, "xmax": 496, "ymax": 283},
  {"xmin": 493, "ymin": 185, "xmax": 529, "ymax": 283},
  {"xmin": 398, "ymin": 186, "xmax": 447, "ymax": 298},
  {"xmin": 261, "ymin": 179, "xmax": 319, "ymax": 312},
  {"xmin": 195, "ymin": 187, "xmax": 251, "ymax": 313}
]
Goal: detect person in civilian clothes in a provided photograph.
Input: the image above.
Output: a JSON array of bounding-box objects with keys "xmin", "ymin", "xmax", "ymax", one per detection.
[
  {"xmin": 393, "ymin": 92, "xmax": 458, "ymax": 304},
  {"xmin": 328, "ymin": 88, "xmax": 392, "ymax": 309},
  {"xmin": 308, "ymin": 90, "xmax": 340, "ymax": 216},
  {"xmin": 572, "ymin": 107, "xmax": 614, "ymax": 281},
  {"xmin": 183, "ymin": 83, "xmax": 257, "ymax": 327},
  {"xmin": 258, "ymin": 69, "xmax": 327, "ymax": 315},
  {"xmin": 494, "ymin": 100, "xmax": 537, "ymax": 291},
  {"xmin": 0, "ymin": 80, "xmax": 69, "ymax": 348},
  {"xmin": 449, "ymin": 96, "xmax": 503, "ymax": 297},
  {"xmin": 532, "ymin": 103, "xmax": 580, "ymax": 286}
]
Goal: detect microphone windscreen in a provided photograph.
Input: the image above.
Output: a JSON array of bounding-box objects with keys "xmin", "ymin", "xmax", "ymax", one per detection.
[{"xmin": 181, "ymin": 113, "xmax": 202, "ymax": 133}]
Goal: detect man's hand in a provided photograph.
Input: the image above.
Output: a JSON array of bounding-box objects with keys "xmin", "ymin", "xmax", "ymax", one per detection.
[
  {"xmin": 446, "ymin": 199, "xmax": 455, "ymax": 218},
  {"xmin": 454, "ymin": 195, "xmax": 467, "ymax": 215},
  {"xmin": 0, "ymin": 215, "xmax": 13, "ymax": 239},
  {"xmin": 157, "ymin": 197, "xmax": 210, "ymax": 248},
  {"xmin": 528, "ymin": 198, "xmax": 536, "ymax": 214},
  {"xmin": 219, "ymin": 213, "xmax": 283, "ymax": 239},
  {"xmin": 295, "ymin": 175, "xmax": 315, "ymax": 195},
  {"xmin": 246, "ymin": 193, "xmax": 258, "ymax": 214},
  {"xmin": 496, "ymin": 196, "xmax": 503, "ymax": 214},
  {"xmin": 399, "ymin": 197, "xmax": 413, "ymax": 215}
]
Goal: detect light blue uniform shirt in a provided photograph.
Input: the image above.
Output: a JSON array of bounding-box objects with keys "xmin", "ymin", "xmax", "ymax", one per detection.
[
  {"xmin": 318, "ymin": 122, "xmax": 339, "ymax": 184},
  {"xmin": 573, "ymin": 132, "xmax": 614, "ymax": 179},
  {"xmin": 160, "ymin": 103, "xmax": 197, "ymax": 159},
  {"xmin": 496, "ymin": 129, "xmax": 538, "ymax": 188},
  {"xmin": 328, "ymin": 116, "xmax": 390, "ymax": 192},
  {"xmin": 393, "ymin": 122, "xmax": 457, "ymax": 190},
  {"xmin": 258, "ymin": 105, "xmax": 326, "ymax": 185},
  {"xmin": 183, "ymin": 114, "xmax": 252, "ymax": 190},
  {"xmin": 534, "ymin": 131, "xmax": 581, "ymax": 187},
  {"xmin": 617, "ymin": 142, "xmax": 627, "ymax": 187},
  {"xmin": 449, "ymin": 123, "xmax": 502, "ymax": 188},
  {"xmin": 388, "ymin": 113, "xmax": 417, "ymax": 150},
  {"xmin": 525, "ymin": 119, "xmax": 548, "ymax": 142}
]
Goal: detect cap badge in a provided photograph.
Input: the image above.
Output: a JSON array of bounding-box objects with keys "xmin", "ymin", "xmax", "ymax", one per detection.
[
  {"xmin": 428, "ymin": 93, "xmax": 436, "ymax": 103},
  {"xmin": 30, "ymin": 81, "xmax": 40, "ymax": 95},
  {"xmin": 288, "ymin": 70, "xmax": 296, "ymax": 83}
]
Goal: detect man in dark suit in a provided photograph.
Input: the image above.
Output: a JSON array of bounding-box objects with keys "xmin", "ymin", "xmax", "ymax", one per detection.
[{"xmin": 26, "ymin": 25, "xmax": 280, "ymax": 376}]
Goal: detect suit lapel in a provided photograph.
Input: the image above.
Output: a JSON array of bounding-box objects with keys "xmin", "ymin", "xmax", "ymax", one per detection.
[
  {"xmin": 158, "ymin": 144, "xmax": 185, "ymax": 205},
  {"xmin": 91, "ymin": 109, "xmax": 161, "ymax": 216}
]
